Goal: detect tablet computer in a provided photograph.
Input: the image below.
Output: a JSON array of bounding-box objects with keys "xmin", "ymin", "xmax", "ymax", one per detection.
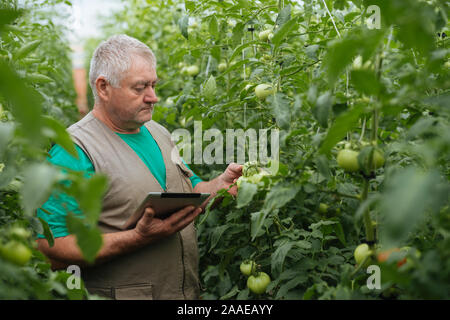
[{"xmin": 126, "ymin": 192, "xmax": 210, "ymax": 227}]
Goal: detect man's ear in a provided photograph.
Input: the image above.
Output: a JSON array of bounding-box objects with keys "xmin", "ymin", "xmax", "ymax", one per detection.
[{"xmin": 95, "ymin": 76, "xmax": 110, "ymax": 102}]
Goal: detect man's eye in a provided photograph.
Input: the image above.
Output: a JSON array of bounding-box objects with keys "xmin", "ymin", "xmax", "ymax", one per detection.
[{"xmin": 135, "ymin": 87, "xmax": 145, "ymax": 92}]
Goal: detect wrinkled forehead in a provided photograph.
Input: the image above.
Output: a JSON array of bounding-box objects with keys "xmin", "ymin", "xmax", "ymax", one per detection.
[{"xmin": 122, "ymin": 55, "xmax": 158, "ymax": 84}]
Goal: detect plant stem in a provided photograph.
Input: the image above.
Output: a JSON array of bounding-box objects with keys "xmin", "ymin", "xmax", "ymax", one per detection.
[{"xmin": 361, "ymin": 178, "xmax": 375, "ymax": 243}]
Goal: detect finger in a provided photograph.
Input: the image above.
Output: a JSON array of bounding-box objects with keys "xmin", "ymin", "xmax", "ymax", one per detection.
[
  {"xmin": 165, "ymin": 205, "xmax": 196, "ymax": 226},
  {"xmin": 229, "ymin": 163, "xmax": 243, "ymax": 173},
  {"xmin": 141, "ymin": 207, "xmax": 155, "ymax": 224},
  {"xmin": 171, "ymin": 207, "xmax": 202, "ymax": 231}
]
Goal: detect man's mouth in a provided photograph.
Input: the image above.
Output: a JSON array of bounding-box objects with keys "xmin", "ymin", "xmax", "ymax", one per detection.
[{"xmin": 141, "ymin": 105, "xmax": 154, "ymax": 111}]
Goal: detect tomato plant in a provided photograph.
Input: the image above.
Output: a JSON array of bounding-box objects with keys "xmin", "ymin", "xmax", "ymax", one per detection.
[{"xmin": 85, "ymin": 0, "xmax": 450, "ymax": 300}]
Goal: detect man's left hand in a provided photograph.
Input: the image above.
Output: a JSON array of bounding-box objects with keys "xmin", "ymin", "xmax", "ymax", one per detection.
[
  {"xmin": 219, "ymin": 163, "xmax": 243, "ymax": 196},
  {"xmin": 193, "ymin": 163, "xmax": 242, "ymax": 198}
]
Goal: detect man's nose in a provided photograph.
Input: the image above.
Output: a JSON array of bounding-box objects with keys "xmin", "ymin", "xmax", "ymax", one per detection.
[{"xmin": 143, "ymin": 87, "xmax": 158, "ymax": 104}]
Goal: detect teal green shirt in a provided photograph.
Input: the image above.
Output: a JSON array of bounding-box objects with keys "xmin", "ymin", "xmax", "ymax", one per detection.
[{"xmin": 36, "ymin": 125, "xmax": 202, "ymax": 238}]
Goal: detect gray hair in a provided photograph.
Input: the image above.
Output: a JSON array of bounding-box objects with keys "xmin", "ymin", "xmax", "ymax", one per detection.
[{"xmin": 89, "ymin": 34, "xmax": 156, "ymax": 101}]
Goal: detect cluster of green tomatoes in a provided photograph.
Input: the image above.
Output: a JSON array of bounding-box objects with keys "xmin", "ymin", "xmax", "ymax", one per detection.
[
  {"xmin": 236, "ymin": 160, "xmax": 272, "ymax": 188},
  {"xmin": 239, "ymin": 260, "xmax": 271, "ymax": 295},
  {"xmin": 0, "ymin": 226, "xmax": 33, "ymax": 266},
  {"xmin": 336, "ymin": 141, "xmax": 385, "ymax": 174}
]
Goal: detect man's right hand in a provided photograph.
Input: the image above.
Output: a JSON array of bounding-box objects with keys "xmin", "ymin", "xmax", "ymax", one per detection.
[{"xmin": 134, "ymin": 205, "xmax": 202, "ymax": 243}]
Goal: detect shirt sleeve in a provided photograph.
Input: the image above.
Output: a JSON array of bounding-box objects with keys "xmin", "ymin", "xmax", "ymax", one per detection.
[
  {"xmin": 36, "ymin": 144, "xmax": 95, "ymax": 239},
  {"xmin": 181, "ymin": 158, "xmax": 203, "ymax": 189}
]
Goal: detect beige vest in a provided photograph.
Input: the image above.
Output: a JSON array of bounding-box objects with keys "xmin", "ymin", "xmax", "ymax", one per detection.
[{"xmin": 67, "ymin": 112, "xmax": 200, "ymax": 300}]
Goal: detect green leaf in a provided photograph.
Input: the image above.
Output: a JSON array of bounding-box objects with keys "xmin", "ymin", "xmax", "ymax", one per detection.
[
  {"xmin": 271, "ymin": 240, "xmax": 294, "ymax": 276},
  {"xmin": 26, "ymin": 73, "xmax": 54, "ymax": 84},
  {"xmin": 303, "ymin": 284, "xmax": 317, "ymax": 300},
  {"xmin": 0, "ymin": 122, "xmax": 14, "ymax": 156},
  {"xmin": 313, "ymin": 91, "xmax": 332, "ymax": 128},
  {"xmin": 21, "ymin": 163, "xmax": 60, "ymax": 217},
  {"xmin": 319, "ymin": 105, "xmax": 364, "ymax": 154},
  {"xmin": 14, "ymin": 40, "xmax": 42, "ymax": 60},
  {"xmin": 178, "ymin": 15, "xmax": 189, "ymax": 39},
  {"xmin": 220, "ymin": 285, "xmax": 239, "ymax": 300},
  {"xmin": 66, "ymin": 212, "xmax": 103, "ymax": 264},
  {"xmin": 264, "ymin": 183, "xmax": 300, "ymax": 212},
  {"xmin": 0, "ymin": 8, "xmax": 22, "ymax": 31},
  {"xmin": 379, "ymin": 168, "xmax": 448, "ymax": 248},
  {"xmin": 350, "ymin": 69, "xmax": 383, "ymax": 96},
  {"xmin": 271, "ymin": 17, "xmax": 298, "ymax": 46},
  {"xmin": 0, "ymin": 60, "xmax": 43, "ymax": 144},
  {"xmin": 209, "ymin": 225, "xmax": 230, "ymax": 252},
  {"xmin": 323, "ymin": 38, "xmax": 359, "ymax": 85},
  {"xmin": 267, "ymin": 92, "xmax": 291, "ymax": 130},
  {"xmin": 333, "ymin": 222, "xmax": 346, "ymax": 246},
  {"xmin": 275, "ymin": 5, "xmax": 291, "ymax": 27},
  {"xmin": 236, "ymin": 180, "xmax": 257, "ymax": 208},
  {"xmin": 250, "ymin": 210, "xmax": 270, "ymax": 240},
  {"xmin": 202, "ymin": 75, "xmax": 217, "ymax": 101},
  {"xmin": 365, "ymin": 0, "xmax": 436, "ymax": 55},
  {"xmin": 231, "ymin": 22, "xmax": 245, "ymax": 45},
  {"xmin": 77, "ymin": 174, "xmax": 108, "ymax": 225},
  {"xmin": 314, "ymin": 154, "xmax": 331, "ymax": 180},
  {"xmin": 185, "ymin": 1, "xmax": 196, "ymax": 12},
  {"xmin": 42, "ymin": 116, "xmax": 78, "ymax": 158},
  {"xmin": 229, "ymin": 40, "xmax": 261, "ymax": 62},
  {"xmin": 276, "ymin": 273, "xmax": 308, "ymax": 299},
  {"xmin": 295, "ymin": 240, "xmax": 312, "ymax": 249},
  {"xmin": 208, "ymin": 15, "xmax": 219, "ymax": 38},
  {"xmin": 38, "ymin": 217, "xmax": 54, "ymax": 247}
]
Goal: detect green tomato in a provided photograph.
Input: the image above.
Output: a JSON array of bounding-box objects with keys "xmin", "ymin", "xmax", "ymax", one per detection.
[
  {"xmin": 247, "ymin": 173, "xmax": 262, "ymax": 184},
  {"xmin": 319, "ymin": 203, "xmax": 328, "ymax": 214},
  {"xmin": 372, "ymin": 149, "xmax": 385, "ymax": 169},
  {"xmin": 354, "ymin": 243, "xmax": 372, "ymax": 267},
  {"xmin": 261, "ymin": 54, "xmax": 271, "ymax": 62},
  {"xmin": 258, "ymin": 29, "xmax": 272, "ymax": 41},
  {"xmin": 247, "ymin": 272, "xmax": 271, "ymax": 294},
  {"xmin": 218, "ymin": 62, "xmax": 227, "ymax": 72},
  {"xmin": 337, "ymin": 149, "xmax": 360, "ymax": 172},
  {"xmin": 254, "ymin": 84, "xmax": 275, "ymax": 99},
  {"xmin": 0, "ymin": 241, "xmax": 32, "ymax": 266},
  {"xmin": 242, "ymin": 161, "xmax": 259, "ymax": 177},
  {"xmin": 240, "ymin": 260, "xmax": 256, "ymax": 276},
  {"xmin": 249, "ymin": 170, "xmax": 271, "ymax": 184},
  {"xmin": 186, "ymin": 65, "xmax": 199, "ymax": 76},
  {"xmin": 9, "ymin": 227, "xmax": 31, "ymax": 240},
  {"xmin": 165, "ymin": 97, "xmax": 175, "ymax": 107},
  {"xmin": 244, "ymin": 84, "xmax": 253, "ymax": 91}
]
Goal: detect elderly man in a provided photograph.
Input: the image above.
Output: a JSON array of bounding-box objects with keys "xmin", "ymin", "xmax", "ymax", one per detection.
[{"xmin": 36, "ymin": 34, "xmax": 242, "ymax": 300}]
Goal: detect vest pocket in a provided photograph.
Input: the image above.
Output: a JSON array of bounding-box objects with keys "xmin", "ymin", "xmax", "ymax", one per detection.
[
  {"xmin": 114, "ymin": 283, "xmax": 153, "ymax": 300},
  {"xmin": 176, "ymin": 162, "xmax": 193, "ymax": 178},
  {"xmin": 175, "ymin": 163, "xmax": 194, "ymax": 192}
]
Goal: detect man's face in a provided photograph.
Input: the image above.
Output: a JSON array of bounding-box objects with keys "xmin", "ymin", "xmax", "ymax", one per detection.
[{"xmin": 105, "ymin": 55, "xmax": 159, "ymax": 130}]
